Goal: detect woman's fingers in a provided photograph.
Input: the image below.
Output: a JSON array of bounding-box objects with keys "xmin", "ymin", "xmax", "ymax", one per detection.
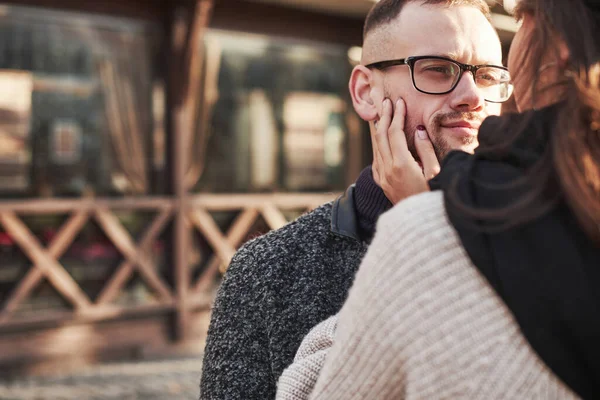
[
  {"xmin": 372, "ymin": 98, "xmax": 394, "ymax": 166},
  {"xmin": 369, "ymin": 122, "xmax": 382, "ymax": 185},
  {"xmin": 414, "ymin": 127, "xmax": 441, "ymax": 180},
  {"xmin": 372, "ymin": 144, "xmax": 385, "ymax": 186},
  {"xmin": 370, "ymin": 98, "xmax": 395, "ymax": 187},
  {"xmin": 388, "ymin": 98, "xmax": 411, "ymax": 167},
  {"xmin": 370, "ymin": 98, "xmax": 436, "ymax": 204}
]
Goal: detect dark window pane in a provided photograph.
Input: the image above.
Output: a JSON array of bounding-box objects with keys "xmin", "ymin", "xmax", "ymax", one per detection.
[
  {"xmin": 0, "ymin": 5, "xmax": 164, "ymax": 197},
  {"xmin": 193, "ymin": 31, "xmax": 358, "ymax": 193}
]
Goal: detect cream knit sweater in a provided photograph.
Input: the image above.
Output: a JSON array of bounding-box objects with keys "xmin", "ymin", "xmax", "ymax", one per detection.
[{"xmin": 276, "ymin": 191, "xmax": 578, "ymax": 400}]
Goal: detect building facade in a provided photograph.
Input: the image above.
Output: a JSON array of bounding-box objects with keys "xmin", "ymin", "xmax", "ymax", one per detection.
[
  {"xmin": 0, "ymin": 0, "xmax": 372, "ymax": 376},
  {"xmin": 0, "ymin": 0, "xmax": 515, "ymax": 376}
]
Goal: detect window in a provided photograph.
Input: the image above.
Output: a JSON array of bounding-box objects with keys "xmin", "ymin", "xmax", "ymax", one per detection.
[
  {"xmin": 0, "ymin": 5, "xmax": 167, "ymax": 314},
  {"xmin": 193, "ymin": 30, "xmax": 362, "ymax": 193},
  {"xmin": 0, "ymin": 5, "xmax": 163, "ymax": 197}
]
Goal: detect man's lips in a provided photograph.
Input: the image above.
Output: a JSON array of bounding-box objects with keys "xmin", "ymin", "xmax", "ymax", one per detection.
[
  {"xmin": 441, "ymin": 121, "xmax": 481, "ymax": 136},
  {"xmin": 441, "ymin": 121, "xmax": 480, "ymax": 129}
]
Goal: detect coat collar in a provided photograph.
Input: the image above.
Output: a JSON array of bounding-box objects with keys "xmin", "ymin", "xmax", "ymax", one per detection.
[{"xmin": 330, "ymin": 184, "xmax": 361, "ymax": 242}]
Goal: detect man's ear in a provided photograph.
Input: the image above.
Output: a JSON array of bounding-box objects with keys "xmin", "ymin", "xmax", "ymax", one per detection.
[{"xmin": 349, "ymin": 65, "xmax": 381, "ymax": 122}]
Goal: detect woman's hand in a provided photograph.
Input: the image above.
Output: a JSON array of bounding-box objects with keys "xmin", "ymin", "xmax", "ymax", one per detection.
[{"xmin": 371, "ymin": 98, "xmax": 441, "ymax": 205}]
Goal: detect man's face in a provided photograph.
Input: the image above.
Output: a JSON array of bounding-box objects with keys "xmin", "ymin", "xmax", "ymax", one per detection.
[{"xmin": 371, "ymin": 4, "xmax": 503, "ymax": 160}]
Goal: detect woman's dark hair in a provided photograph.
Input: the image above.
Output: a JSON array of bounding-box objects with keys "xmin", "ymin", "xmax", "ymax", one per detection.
[{"xmin": 449, "ymin": 0, "xmax": 600, "ymax": 244}]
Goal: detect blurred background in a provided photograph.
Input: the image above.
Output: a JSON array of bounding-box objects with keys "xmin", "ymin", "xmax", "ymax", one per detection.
[{"xmin": 0, "ymin": 0, "xmax": 517, "ymax": 397}]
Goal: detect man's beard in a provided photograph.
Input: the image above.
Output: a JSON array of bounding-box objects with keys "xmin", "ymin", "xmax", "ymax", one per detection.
[
  {"xmin": 406, "ymin": 111, "xmax": 481, "ymax": 162},
  {"xmin": 382, "ymin": 84, "xmax": 481, "ymax": 163}
]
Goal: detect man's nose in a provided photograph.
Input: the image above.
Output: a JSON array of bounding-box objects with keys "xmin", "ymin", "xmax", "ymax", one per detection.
[{"xmin": 450, "ymin": 71, "xmax": 485, "ymax": 112}]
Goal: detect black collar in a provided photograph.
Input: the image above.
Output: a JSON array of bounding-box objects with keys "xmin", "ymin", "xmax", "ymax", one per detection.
[{"xmin": 330, "ymin": 185, "xmax": 361, "ymax": 242}]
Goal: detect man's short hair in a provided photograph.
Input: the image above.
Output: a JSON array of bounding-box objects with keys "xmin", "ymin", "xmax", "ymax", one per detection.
[{"xmin": 363, "ymin": 0, "xmax": 492, "ymax": 39}]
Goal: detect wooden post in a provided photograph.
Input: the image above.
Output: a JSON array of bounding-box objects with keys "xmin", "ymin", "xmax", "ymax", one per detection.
[
  {"xmin": 169, "ymin": 0, "xmax": 215, "ymax": 341},
  {"xmin": 173, "ymin": 108, "xmax": 191, "ymax": 341}
]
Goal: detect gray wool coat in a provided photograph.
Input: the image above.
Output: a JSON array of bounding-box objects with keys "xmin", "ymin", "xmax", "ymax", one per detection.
[{"xmin": 199, "ymin": 187, "xmax": 368, "ymax": 399}]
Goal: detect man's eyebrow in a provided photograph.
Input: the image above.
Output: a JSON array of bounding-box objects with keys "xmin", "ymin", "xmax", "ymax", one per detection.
[
  {"xmin": 429, "ymin": 51, "xmax": 461, "ymax": 60},
  {"xmin": 429, "ymin": 52, "xmax": 504, "ymax": 66}
]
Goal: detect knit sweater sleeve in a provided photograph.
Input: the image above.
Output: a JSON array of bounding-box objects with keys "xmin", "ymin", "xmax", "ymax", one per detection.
[
  {"xmin": 276, "ymin": 315, "xmax": 338, "ymax": 400},
  {"xmin": 309, "ymin": 191, "xmax": 454, "ymax": 399},
  {"xmin": 199, "ymin": 247, "xmax": 274, "ymax": 399}
]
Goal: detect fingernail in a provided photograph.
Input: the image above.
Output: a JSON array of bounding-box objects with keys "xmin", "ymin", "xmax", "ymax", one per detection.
[{"xmin": 417, "ymin": 127, "xmax": 427, "ymax": 140}]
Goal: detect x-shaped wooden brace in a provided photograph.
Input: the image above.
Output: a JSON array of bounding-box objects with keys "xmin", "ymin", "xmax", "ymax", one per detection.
[
  {"xmin": 192, "ymin": 208, "xmax": 259, "ymax": 292},
  {"xmin": 188, "ymin": 204, "xmax": 292, "ymax": 283},
  {"xmin": 188, "ymin": 208, "xmax": 237, "ymax": 277},
  {"xmin": 93, "ymin": 208, "xmax": 174, "ymax": 304},
  {"xmin": 0, "ymin": 211, "xmax": 92, "ymax": 322}
]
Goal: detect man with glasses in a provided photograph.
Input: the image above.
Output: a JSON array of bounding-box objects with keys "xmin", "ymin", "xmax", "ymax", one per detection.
[
  {"xmin": 200, "ymin": 1, "xmax": 510, "ymax": 399},
  {"xmin": 358, "ymin": 50, "xmax": 512, "ymax": 203}
]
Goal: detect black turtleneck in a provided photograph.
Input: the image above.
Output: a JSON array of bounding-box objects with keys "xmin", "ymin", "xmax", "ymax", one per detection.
[{"xmin": 353, "ymin": 166, "xmax": 393, "ymax": 241}]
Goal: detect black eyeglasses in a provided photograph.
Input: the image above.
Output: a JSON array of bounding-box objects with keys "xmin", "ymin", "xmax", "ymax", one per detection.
[{"xmin": 365, "ymin": 55, "xmax": 513, "ymax": 103}]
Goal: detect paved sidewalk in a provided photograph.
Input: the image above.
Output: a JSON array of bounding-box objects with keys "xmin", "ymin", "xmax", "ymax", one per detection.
[{"xmin": 0, "ymin": 357, "xmax": 203, "ymax": 400}]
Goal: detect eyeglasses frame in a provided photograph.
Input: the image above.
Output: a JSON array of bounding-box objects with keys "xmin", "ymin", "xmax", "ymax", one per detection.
[{"xmin": 365, "ymin": 55, "xmax": 513, "ymax": 103}]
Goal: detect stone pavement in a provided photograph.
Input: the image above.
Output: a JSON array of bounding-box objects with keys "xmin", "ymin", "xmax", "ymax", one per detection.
[{"xmin": 0, "ymin": 357, "xmax": 203, "ymax": 400}]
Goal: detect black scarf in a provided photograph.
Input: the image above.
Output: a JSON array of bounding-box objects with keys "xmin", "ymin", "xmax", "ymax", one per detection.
[{"xmin": 429, "ymin": 105, "xmax": 600, "ymax": 400}]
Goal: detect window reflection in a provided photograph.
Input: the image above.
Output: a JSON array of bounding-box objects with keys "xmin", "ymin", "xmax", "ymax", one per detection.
[
  {"xmin": 0, "ymin": 5, "xmax": 162, "ymax": 197},
  {"xmin": 0, "ymin": 70, "xmax": 32, "ymax": 192},
  {"xmin": 194, "ymin": 30, "xmax": 356, "ymax": 193},
  {"xmin": 0, "ymin": 6, "xmax": 166, "ymax": 314}
]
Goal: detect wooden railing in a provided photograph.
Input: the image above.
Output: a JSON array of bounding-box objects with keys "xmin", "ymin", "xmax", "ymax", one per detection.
[
  {"xmin": 0, "ymin": 193, "xmax": 339, "ymax": 330},
  {"xmin": 0, "ymin": 197, "xmax": 176, "ymax": 328},
  {"xmin": 187, "ymin": 193, "xmax": 338, "ymax": 293}
]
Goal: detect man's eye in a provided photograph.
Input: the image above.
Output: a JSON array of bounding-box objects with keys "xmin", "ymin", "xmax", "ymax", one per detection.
[
  {"xmin": 423, "ymin": 65, "xmax": 455, "ymax": 75},
  {"xmin": 478, "ymin": 68, "xmax": 508, "ymax": 82},
  {"xmin": 479, "ymin": 74, "xmax": 498, "ymax": 81},
  {"xmin": 477, "ymin": 71, "xmax": 505, "ymax": 87}
]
